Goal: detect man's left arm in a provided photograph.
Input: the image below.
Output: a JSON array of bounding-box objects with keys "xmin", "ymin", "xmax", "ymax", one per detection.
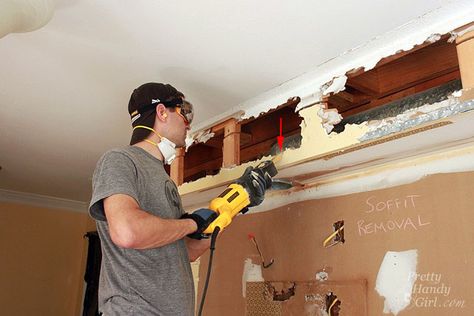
[{"xmin": 185, "ymin": 238, "xmax": 211, "ymax": 262}]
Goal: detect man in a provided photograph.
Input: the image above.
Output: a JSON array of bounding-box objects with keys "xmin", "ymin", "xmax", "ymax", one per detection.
[{"xmin": 89, "ymin": 83, "xmax": 217, "ymax": 315}]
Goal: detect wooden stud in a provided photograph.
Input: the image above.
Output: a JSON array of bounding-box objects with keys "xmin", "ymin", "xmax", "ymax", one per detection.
[
  {"xmin": 170, "ymin": 147, "xmax": 185, "ymax": 185},
  {"xmin": 222, "ymin": 118, "xmax": 241, "ymax": 167},
  {"xmin": 456, "ymin": 29, "xmax": 474, "ymax": 93}
]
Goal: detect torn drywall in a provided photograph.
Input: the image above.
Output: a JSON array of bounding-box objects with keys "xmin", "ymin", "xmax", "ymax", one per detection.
[
  {"xmin": 179, "ymin": 103, "xmax": 367, "ymax": 195},
  {"xmin": 186, "ymin": 129, "xmax": 215, "ymax": 151},
  {"xmin": 242, "ymin": 258, "xmax": 264, "ymax": 298},
  {"xmin": 449, "ymin": 23, "xmax": 474, "ymax": 42},
  {"xmin": 322, "ymin": 75, "xmax": 347, "ymax": 96},
  {"xmin": 375, "ymin": 250, "xmax": 418, "ymax": 315},
  {"xmin": 318, "ymin": 107, "xmax": 343, "ymax": 134}
]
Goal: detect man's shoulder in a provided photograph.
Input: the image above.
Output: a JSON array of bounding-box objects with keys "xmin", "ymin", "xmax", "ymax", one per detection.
[{"xmin": 100, "ymin": 146, "xmax": 140, "ymax": 161}]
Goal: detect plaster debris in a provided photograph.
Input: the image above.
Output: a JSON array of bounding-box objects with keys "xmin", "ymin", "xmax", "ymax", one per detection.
[
  {"xmin": 426, "ymin": 33, "xmax": 442, "ymax": 43},
  {"xmin": 194, "ymin": 129, "xmax": 215, "ymax": 144},
  {"xmin": 242, "ymin": 258, "xmax": 264, "ymax": 297},
  {"xmin": 186, "ymin": 129, "xmax": 216, "ymax": 151},
  {"xmin": 322, "ymin": 75, "xmax": 347, "ymax": 96},
  {"xmin": 375, "ymin": 250, "xmax": 418, "ymax": 315},
  {"xmin": 318, "ymin": 108, "xmax": 343, "ymax": 134},
  {"xmin": 359, "ymin": 96, "xmax": 474, "ymax": 142},
  {"xmin": 184, "ymin": 134, "xmax": 195, "ymax": 151}
]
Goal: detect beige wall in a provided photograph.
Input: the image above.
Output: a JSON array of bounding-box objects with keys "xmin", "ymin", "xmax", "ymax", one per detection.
[
  {"xmin": 199, "ymin": 171, "xmax": 474, "ymax": 315},
  {"xmin": 0, "ymin": 202, "xmax": 96, "ymax": 316}
]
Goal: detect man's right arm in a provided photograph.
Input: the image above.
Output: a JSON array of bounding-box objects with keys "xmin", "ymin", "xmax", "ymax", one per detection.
[{"xmin": 104, "ymin": 193, "xmax": 198, "ymax": 249}]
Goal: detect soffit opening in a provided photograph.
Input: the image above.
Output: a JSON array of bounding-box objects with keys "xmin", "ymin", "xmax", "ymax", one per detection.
[{"xmin": 328, "ymin": 36, "xmax": 460, "ymax": 133}]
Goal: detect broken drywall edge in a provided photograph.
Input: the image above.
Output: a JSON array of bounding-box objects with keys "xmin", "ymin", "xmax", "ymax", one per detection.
[
  {"xmin": 360, "ymin": 97, "xmax": 474, "ymax": 142},
  {"xmin": 287, "ymin": 105, "xmax": 367, "ymax": 160},
  {"xmin": 242, "ymin": 258, "xmax": 264, "ymax": 298},
  {"xmin": 248, "ymin": 143, "xmax": 474, "ymax": 214},
  {"xmin": 375, "ymin": 250, "xmax": 418, "ymax": 315},
  {"xmin": 317, "ymin": 108, "xmax": 343, "ymax": 134},
  {"xmin": 321, "ymin": 75, "xmax": 347, "ymax": 96},
  {"xmin": 189, "ymin": 129, "xmax": 215, "ymax": 149},
  {"xmin": 189, "ymin": 1, "xmax": 474, "ymax": 134},
  {"xmin": 185, "ymin": 134, "xmax": 195, "ymax": 151},
  {"xmin": 188, "ymin": 110, "xmax": 244, "ymax": 140},
  {"xmin": 449, "ymin": 23, "xmax": 474, "ymax": 42},
  {"xmin": 179, "ymin": 104, "xmax": 368, "ymax": 195}
]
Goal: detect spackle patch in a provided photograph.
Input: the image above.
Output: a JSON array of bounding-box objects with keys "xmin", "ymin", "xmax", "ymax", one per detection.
[
  {"xmin": 375, "ymin": 250, "xmax": 418, "ymax": 315},
  {"xmin": 242, "ymin": 258, "xmax": 264, "ymax": 297},
  {"xmin": 316, "ymin": 271, "xmax": 329, "ymax": 282}
]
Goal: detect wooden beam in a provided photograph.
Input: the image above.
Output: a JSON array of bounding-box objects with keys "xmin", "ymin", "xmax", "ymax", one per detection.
[
  {"xmin": 184, "ymin": 128, "xmax": 302, "ymax": 180},
  {"xmin": 202, "ymin": 137, "xmax": 223, "ymax": 149},
  {"xmin": 170, "ymin": 147, "xmax": 185, "ymax": 185},
  {"xmin": 184, "ymin": 158, "xmax": 222, "ymax": 181},
  {"xmin": 376, "ymin": 40, "xmax": 458, "ymax": 96},
  {"xmin": 346, "ymin": 70, "xmax": 380, "ymax": 96},
  {"xmin": 456, "ymin": 29, "xmax": 474, "ymax": 91},
  {"xmin": 222, "ymin": 118, "xmax": 241, "ymax": 167},
  {"xmin": 340, "ymin": 69, "xmax": 460, "ymax": 117}
]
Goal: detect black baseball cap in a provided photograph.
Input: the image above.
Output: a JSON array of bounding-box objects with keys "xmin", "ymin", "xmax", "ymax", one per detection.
[{"xmin": 128, "ymin": 82, "xmax": 184, "ymax": 145}]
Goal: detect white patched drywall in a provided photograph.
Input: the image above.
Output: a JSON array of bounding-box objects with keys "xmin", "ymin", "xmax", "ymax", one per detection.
[{"xmin": 376, "ymin": 250, "xmax": 418, "ymax": 315}]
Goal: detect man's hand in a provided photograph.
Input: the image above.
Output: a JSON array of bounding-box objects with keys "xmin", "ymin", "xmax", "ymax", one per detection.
[{"xmin": 181, "ymin": 208, "xmax": 218, "ymax": 239}]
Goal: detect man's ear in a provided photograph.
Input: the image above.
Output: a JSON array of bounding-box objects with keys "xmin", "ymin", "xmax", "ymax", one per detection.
[{"xmin": 155, "ymin": 104, "xmax": 168, "ymax": 122}]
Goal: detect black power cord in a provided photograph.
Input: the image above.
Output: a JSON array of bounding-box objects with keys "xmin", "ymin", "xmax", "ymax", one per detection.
[{"xmin": 197, "ymin": 226, "xmax": 221, "ymax": 316}]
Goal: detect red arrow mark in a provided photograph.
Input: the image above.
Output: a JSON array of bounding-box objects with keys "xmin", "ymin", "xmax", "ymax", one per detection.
[{"xmin": 277, "ymin": 117, "xmax": 284, "ymax": 151}]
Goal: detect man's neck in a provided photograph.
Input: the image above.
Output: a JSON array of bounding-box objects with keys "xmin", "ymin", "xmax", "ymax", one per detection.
[{"xmin": 133, "ymin": 140, "xmax": 164, "ymax": 161}]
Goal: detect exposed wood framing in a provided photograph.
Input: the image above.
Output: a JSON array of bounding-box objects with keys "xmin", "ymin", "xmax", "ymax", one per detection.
[
  {"xmin": 170, "ymin": 148, "xmax": 185, "ymax": 185},
  {"xmin": 456, "ymin": 29, "xmax": 474, "ymax": 93},
  {"xmin": 181, "ymin": 34, "xmax": 471, "ymax": 186},
  {"xmin": 183, "ymin": 99, "xmax": 301, "ymax": 183},
  {"xmin": 222, "ymin": 118, "xmax": 241, "ymax": 167},
  {"xmin": 330, "ymin": 39, "xmax": 460, "ymax": 116}
]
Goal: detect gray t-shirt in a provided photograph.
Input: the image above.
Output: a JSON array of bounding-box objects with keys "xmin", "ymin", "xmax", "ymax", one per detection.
[{"xmin": 89, "ymin": 146, "xmax": 194, "ymax": 316}]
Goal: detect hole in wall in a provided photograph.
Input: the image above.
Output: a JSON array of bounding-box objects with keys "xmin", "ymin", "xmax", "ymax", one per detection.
[
  {"xmin": 265, "ymin": 282, "xmax": 297, "ymax": 302},
  {"xmin": 240, "ymin": 97, "xmax": 303, "ymax": 164},
  {"xmin": 326, "ymin": 37, "xmax": 460, "ymax": 133},
  {"xmin": 183, "ymin": 97, "xmax": 302, "ymax": 183}
]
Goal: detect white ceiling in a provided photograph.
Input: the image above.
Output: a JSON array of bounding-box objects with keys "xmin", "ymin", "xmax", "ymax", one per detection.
[{"xmin": 0, "ymin": 0, "xmax": 460, "ymax": 203}]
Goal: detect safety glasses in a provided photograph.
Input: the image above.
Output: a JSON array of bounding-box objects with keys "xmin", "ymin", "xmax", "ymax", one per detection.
[
  {"xmin": 130, "ymin": 97, "xmax": 194, "ymax": 125},
  {"xmin": 175, "ymin": 100, "xmax": 194, "ymax": 125}
]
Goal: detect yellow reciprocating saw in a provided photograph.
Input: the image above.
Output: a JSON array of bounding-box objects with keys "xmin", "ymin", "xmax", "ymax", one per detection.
[
  {"xmin": 196, "ymin": 160, "xmax": 279, "ymax": 316},
  {"xmin": 202, "ymin": 160, "xmax": 278, "ymax": 235}
]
